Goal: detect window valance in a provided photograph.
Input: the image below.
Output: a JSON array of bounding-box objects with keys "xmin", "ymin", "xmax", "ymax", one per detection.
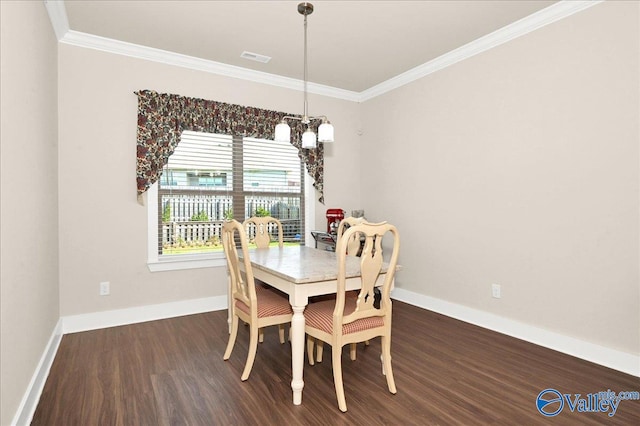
[{"xmin": 135, "ymin": 90, "xmax": 325, "ymax": 203}]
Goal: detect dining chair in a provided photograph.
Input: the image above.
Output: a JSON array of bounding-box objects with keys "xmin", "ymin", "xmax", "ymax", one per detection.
[
  {"xmin": 310, "ymin": 215, "xmax": 368, "ymax": 364},
  {"xmin": 304, "ymin": 221, "xmax": 400, "ymax": 412},
  {"xmin": 243, "ymin": 215, "xmax": 284, "ymax": 249},
  {"xmin": 336, "ymin": 215, "xmax": 366, "ymax": 256},
  {"xmin": 243, "ymin": 216, "xmax": 287, "ymax": 344},
  {"xmin": 222, "ymin": 219, "xmax": 293, "ymax": 381}
]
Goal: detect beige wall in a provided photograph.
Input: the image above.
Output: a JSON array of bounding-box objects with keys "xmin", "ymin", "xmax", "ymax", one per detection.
[
  {"xmin": 361, "ymin": 1, "xmax": 639, "ymax": 355},
  {"xmin": 57, "ymin": 45, "xmax": 362, "ymax": 316},
  {"xmin": 0, "ymin": 2, "xmax": 60, "ymax": 424},
  {"xmin": 2, "ymin": 1, "xmax": 638, "ymax": 422}
]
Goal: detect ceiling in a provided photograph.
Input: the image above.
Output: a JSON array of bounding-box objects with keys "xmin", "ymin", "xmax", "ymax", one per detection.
[{"xmin": 62, "ymin": 0, "xmax": 558, "ymax": 93}]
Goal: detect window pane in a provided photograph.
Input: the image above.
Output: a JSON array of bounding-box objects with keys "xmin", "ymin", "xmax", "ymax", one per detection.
[
  {"xmin": 157, "ymin": 131, "xmax": 304, "ymax": 257},
  {"xmin": 243, "ymin": 137, "xmax": 301, "ymax": 193},
  {"xmin": 162, "ymin": 131, "xmax": 233, "ymax": 192}
]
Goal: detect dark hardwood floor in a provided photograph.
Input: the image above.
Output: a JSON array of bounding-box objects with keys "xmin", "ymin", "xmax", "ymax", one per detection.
[{"xmin": 32, "ymin": 301, "xmax": 639, "ymax": 425}]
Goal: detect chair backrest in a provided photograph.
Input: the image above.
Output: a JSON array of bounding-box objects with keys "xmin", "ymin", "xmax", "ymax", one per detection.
[
  {"xmin": 243, "ymin": 216, "xmax": 284, "ymax": 249},
  {"xmin": 222, "ymin": 219, "xmax": 257, "ymax": 317},
  {"xmin": 337, "ymin": 216, "xmax": 367, "ymax": 256},
  {"xmin": 335, "ymin": 221, "xmax": 400, "ymax": 331}
]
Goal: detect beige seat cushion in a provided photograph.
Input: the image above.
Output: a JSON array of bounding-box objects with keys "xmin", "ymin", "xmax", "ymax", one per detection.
[
  {"xmin": 236, "ymin": 285, "xmax": 293, "ymax": 318},
  {"xmin": 304, "ymin": 296, "xmax": 384, "ymax": 335}
]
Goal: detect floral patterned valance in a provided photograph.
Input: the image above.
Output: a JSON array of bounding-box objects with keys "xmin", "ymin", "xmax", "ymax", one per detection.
[{"xmin": 136, "ymin": 90, "xmax": 325, "ymax": 203}]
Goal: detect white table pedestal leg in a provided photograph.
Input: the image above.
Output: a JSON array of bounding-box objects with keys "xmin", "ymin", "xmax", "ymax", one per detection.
[{"xmin": 290, "ymin": 305, "xmax": 305, "ymax": 405}]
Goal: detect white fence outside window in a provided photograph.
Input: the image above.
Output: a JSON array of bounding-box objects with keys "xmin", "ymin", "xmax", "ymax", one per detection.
[{"xmin": 159, "ymin": 193, "xmax": 302, "ymax": 248}]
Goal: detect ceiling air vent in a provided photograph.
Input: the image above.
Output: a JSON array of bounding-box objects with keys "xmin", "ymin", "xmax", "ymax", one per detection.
[{"xmin": 240, "ymin": 51, "xmax": 271, "ymax": 63}]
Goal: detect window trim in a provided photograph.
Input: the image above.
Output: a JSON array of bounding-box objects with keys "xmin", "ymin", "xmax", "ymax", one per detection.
[{"xmin": 146, "ymin": 171, "xmax": 316, "ymax": 272}]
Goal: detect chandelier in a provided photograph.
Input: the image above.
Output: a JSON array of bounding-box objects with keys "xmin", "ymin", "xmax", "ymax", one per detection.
[{"xmin": 274, "ymin": 2, "xmax": 334, "ymax": 149}]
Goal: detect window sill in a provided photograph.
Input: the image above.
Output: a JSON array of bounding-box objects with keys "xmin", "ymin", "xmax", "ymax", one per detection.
[{"xmin": 147, "ymin": 254, "xmax": 226, "ymax": 272}]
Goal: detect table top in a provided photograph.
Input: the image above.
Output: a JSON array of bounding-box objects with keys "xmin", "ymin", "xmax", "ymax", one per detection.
[{"xmin": 240, "ymin": 245, "xmax": 367, "ymax": 284}]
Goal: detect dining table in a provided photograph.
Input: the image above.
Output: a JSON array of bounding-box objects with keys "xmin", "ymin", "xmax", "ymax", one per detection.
[{"xmin": 237, "ymin": 244, "xmax": 393, "ymax": 405}]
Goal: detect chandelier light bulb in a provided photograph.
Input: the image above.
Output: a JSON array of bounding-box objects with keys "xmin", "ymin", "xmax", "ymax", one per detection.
[
  {"xmin": 318, "ymin": 120, "xmax": 334, "ymax": 143},
  {"xmin": 275, "ymin": 120, "xmax": 291, "ymax": 142},
  {"xmin": 302, "ymin": 127, "xmax": 317, "ymax": 149}
]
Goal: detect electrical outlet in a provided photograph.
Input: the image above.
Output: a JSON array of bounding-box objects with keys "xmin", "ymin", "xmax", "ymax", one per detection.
[
  {"xmin": 100, "ymin": 281, "xmax": 110, "ymax": 296},
  {"xmin": 491, "ymin": 283, "xmax": 501, "ymax": 299}
]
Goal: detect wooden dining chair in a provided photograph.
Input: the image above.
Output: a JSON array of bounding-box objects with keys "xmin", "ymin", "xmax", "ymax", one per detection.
[
  {"xmin": 304, "ymin": 221, "xmax": 400, "ymax": 412},
  {"xmin": 243, "ymin": 216, "xmax": 287, "ymax": 344},
  {"xmin": 243, "ymin": 216, "xmax": 284, "ymax": 249},
  {"xmin": 310, "ymin": 216, "xmax": 368, "ymax": 364},
  {"xmin": 336, "ymin": 216, "xmax": 366, "ymax": 256},
  {"xmin": 222, "ymin": 219, "xmax": 293, "ymax": 381}
]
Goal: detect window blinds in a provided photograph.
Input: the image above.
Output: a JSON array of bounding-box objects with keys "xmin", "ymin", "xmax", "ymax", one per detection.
[{"xmin": 158, "ymin": 131, "xmax": 304, "ymax": 256}]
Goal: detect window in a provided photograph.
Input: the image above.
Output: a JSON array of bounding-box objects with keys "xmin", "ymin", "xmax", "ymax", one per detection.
[{"xmin": 147, "ymin": 131, "xmax": 312, "ymax": 271}]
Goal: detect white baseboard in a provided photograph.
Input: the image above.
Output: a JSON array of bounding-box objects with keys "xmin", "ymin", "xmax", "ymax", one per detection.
[
  {"xmin": 391, "ymin": 288, "xmax": 639, "ymax": 377},
  {"xmin": 62, "ymin": 295, "xmax": 228, "ymax": 334},
  {"xmin": 11, "ymin": 318, "xmax": 63, "ymax": 426}
]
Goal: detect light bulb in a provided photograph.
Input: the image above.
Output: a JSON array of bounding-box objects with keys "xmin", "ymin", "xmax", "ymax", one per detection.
[
  {"xmin": 318, "ymin": 120, "xmax": 334, "ymax": 143},
  {"xmin": 302, "ymin": 128, "xmax": 317, "ymax": 148},
  {"xmin": 275, "ymin": 120, "xmax": 291, "ymax": 142}
]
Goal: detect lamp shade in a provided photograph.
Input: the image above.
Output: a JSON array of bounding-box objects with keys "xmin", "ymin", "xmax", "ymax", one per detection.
[
  {"xmin": 275, "ymin": 121, "xmax": 291, "ymax": 142},
  {"xmin": 318, "ymin": 121, "xmax": 334, "ymax": 143},
  {"xmin": 302, "ymin": 128, "xmax": 317, "ymax": 149}
]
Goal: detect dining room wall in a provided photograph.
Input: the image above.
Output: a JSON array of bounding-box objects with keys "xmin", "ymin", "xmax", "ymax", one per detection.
[
  {"xmin": 360, "ymin": 0, "xmax": 639, "ymax": 356},
  {"xmin": 56, "ymin": 44, "xmax": 362, "ymax": 317},
  {"xmin": 0, "ymin": 2, "xmax": 60, "ymax": 424}
]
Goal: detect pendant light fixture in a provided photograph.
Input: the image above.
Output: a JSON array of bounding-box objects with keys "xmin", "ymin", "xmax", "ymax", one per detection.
[{"xmin": 274, "ymin": 2, "xmax": 334, "ymax": 149}]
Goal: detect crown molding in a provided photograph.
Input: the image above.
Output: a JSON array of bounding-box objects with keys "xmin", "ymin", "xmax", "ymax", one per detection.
[
  {"xmin": 358, "ymin": 0, "xmax": 604, "ymax": 101},
  {"xmin": 58, "ymin": 29, "xmax": 361, "ymax": 102},
  {"xmin": 46, "ymin": 0, "xmax": 602, "ymax": 103},
  {"xmin": 43, "ymin": 0, "xmax": 69, "ymax": 41}
]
